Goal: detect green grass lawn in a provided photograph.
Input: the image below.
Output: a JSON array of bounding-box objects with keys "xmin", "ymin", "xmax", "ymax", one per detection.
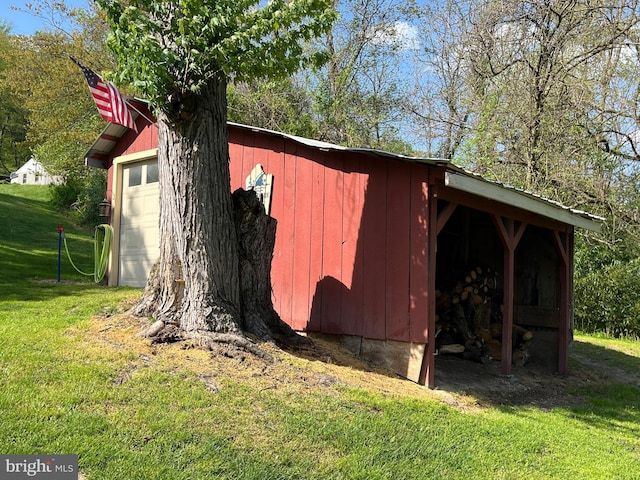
[{"xmin": 0, "ymin": 184, "xmax": 639, "ymax": 479}]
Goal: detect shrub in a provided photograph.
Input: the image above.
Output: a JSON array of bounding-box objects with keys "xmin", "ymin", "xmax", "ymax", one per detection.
[
  {"xmin": 49, "ymin": 168, "xmax": 107, "ymax": 226},
  {"xmin": 574, "ymin": 235, "xmax": 640, "ymax": 339}
]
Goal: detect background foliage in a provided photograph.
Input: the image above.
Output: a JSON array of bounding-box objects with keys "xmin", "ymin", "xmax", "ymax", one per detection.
[
  {"xmin": 1, "ymin": 1, "xmax": 113, "ymax": 221},
  {"xmin": 3, "ymin": 0, "xmax": 640, "ymax": 337}
]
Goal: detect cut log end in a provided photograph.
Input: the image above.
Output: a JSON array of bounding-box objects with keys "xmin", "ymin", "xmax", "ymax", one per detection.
[
  {"xmin": 138, "ymin": 319, "xmax": 166, "ymax": 338},
  {"xmin": 439, "ymin": 344, "xmax": 465, "ymax": 354}
]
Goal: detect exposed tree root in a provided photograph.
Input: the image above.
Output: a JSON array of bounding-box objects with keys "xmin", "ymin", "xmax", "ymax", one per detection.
[
  {"xmin": 139, "ymin": 321, "xmax": 274, "ymax": 362},
  {"xmin": 188, "ymin": 331, "xmax": 274, "ymax": 361}
]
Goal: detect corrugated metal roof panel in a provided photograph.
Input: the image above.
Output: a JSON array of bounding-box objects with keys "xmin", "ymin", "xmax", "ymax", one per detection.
[
  {"xmin": 444, "ymin": 166, "xmax": 603, "ymax": 231},
  {"xmin": 232, "ymin": 122, "xmax": 449, "ymax": 165}
]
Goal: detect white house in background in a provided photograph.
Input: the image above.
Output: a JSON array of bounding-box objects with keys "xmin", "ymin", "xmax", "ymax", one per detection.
[{"xmin": 10, "ymin": 158, "xmax": 62, "ymax": 185}]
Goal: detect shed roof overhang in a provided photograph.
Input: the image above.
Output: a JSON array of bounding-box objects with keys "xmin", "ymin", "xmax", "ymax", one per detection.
[
  {"xmin": 84, "ymin": 113, "xmax": 449, "ymax": 169},
  {"xmin": 85, "ymin": 122, "xmax": 131, "ymax": 168},
  {"xmin": 443, "ymin": 168, "xmax": 603, "ymax": 233}
]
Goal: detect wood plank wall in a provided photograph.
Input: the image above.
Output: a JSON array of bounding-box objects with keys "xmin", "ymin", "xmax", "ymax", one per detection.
[{"xmin": 228, "ymin": 127, "xmax": 431, "ymax": 344}]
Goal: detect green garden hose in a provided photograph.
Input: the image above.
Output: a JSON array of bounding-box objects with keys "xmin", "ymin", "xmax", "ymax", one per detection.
[{"xmin": 63, "ymin": 224, "xmax": 113, "ymax": 283}]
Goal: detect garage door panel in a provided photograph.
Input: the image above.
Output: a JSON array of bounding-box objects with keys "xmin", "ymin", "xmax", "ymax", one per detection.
[
  {"xmin": 122, "ymin": 189, "xmax": 158, "ymax": 218},
  {"xmin": 119, "ymin": 225, "xmax": 156, "ymax": 251},
  {"xmin": 122, "ymin": 195, "xmax": 143, "ymax": 217},
  {"xmin": 144, "ymin": 192, "xmax": 159, "ymax": 216},
  {"xmin": 119, "ymin": 257, "xmax": 156, "ymax": 287},
  {"xmin": 119, "ymin": 160, "xmax": 160, "ymax": 287}
]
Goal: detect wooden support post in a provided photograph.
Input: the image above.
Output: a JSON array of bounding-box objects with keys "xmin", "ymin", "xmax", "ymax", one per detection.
[
  {"xmin": 419, "ymin": 184, "xmax": 439, "ymax": 388},
  {"xmin": 502, "ymin": 242, "xmax": 515, "ymax": 374},
  {"xmin": 554, "ymin": 229, "xmax": 571, "ymax": 376},
  {"xmin": 492, "ymin": 216, "xmax": 526, "ymax": 376}
]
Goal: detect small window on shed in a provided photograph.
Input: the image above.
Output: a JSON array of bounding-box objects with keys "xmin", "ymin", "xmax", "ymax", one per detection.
[
  {"xmin": 128, "ymin": 165, "xmax": 142, "ymax": 187},
  {"xmin": 146, "ymin": 163, "xmax": 159, "ymax": 184}
]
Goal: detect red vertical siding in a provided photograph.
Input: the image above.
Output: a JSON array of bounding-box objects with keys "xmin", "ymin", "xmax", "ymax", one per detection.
[
  {"xmin": 106, "ymin": 164, "xmax": 114, "ymax": 203},
  {"xmin": 362, "ymin": 158, "xmax": 388, "ymax": 339},
  {"xmin": 290, "ymin": 146, "xmax": 314, "ymax": 330},
  {"xmin": 113, "ymin": 122, "xmax": 157, "ymax": 158},
  {"xmin": 228, "ymin": 129, "xmax": 244, "ymax": 189},
  {"xmin": 321, "ymin": 155, "xmax": 345, "ymax": 334},
  {"xmin": 307, "ymin": 150, "xmax": 326, "ymax": 331},
  {"xmin": 240, "ymin": 131, "xmax": 256, "ymax": 188},
  {"xmin": 340, "ymin": 156, "xmax": 365, "ymax": 336},
  {"xmin": 409, "ymin": 164, "xmax": 430, "ymax": 343},
  {"xmin": 355, "ymin": 165, "xmax": 367, "ymax": 336},
  {"xmin": 137, "ymin": 124, "xmax": 154, "ymax": 152},
  {"xmin": 424, "ymin": 181, "xmax": 438, "ymax": 387},
  {"xmin": 265, "ymin": 137, "xmax": 286, "ymax": 315},
  {"xmin": 275, "ymin": 143, "xmax": 297, "ymax": 324},
  {"xmin": 242, "ymin": 130, "xmax": 258, "ymax": 188},
  {"xmin": 385, "ymin": 162, "xmax": 412, "ymax": 341}
]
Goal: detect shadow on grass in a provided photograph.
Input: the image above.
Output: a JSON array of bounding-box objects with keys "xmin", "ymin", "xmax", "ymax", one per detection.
[
  {"xmin": 0, "ymin": 191, "xmax": 97, "ymax": 292},
  {"xmin": 571, "ymin": 338, "xmax": 640, "ymax": 378},
  {"xmin": 424, "ymin": 338, "xmax": 640, "ymax": 410},
  {"xmin": 562, "ymin": 383, "xmax": 640, "ymax": 434},
  {"xmin": 274, "ymin": 327, "xmax": 640, "ymax": 412},
  {"xmin": 0, "ymin": 280, "xmax": 102, "ymax": 303}
]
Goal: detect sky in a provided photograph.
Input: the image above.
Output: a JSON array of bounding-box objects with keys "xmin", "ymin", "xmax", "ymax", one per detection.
[{"xmin": 3, "ymin": 1, "xmax": 88, "ymax": 36}]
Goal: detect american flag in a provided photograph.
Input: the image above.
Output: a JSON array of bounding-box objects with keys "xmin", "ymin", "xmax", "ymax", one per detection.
[{"xmin": 70, "ymin": 57, "xmax": 137, "ymax": 132}]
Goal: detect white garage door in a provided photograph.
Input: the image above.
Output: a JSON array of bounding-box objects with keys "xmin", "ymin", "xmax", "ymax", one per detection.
[{"xmin": 119, "ymin": 160, "xmax": 160, "ymax": 287}]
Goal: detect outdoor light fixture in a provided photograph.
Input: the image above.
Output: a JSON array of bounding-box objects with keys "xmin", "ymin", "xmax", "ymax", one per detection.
[{"xmin": 98, "ymin": 198, "xmax": 111, "ymax": 222}]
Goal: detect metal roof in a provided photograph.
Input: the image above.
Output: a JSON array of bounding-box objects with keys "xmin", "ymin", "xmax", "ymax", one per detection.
[
  {"xmin": 444, "ymin": 165, "xmax": 603, "ymax": 232},
  {"xmin": 85, "ymin": 112, "xmax": 602, "ymax": 232},
  {"xmin": 230, "ymin": 122, "xmax": 450, "ymax": 166},
  {"xmin": 85, "ymin": 113, "xmax": 449, "ymax": 168}
]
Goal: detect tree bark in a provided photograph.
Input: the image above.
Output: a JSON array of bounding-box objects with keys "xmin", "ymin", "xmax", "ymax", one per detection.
[
  {"xmin": 153, "ymin": 78, "xmax": 241, "ymax": 334},
  {"xmin": 133, "ymin": 76, "xmax": 299, "ymax": 350},
  {"xmin": 232, "ymin": 188, "xmax": 300, "ymax": 343}
]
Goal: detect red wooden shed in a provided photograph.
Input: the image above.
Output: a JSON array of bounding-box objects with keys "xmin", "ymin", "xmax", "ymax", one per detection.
[{"xmin": 86, "ymin": 102, "xmax": 601, "ymax": 388}]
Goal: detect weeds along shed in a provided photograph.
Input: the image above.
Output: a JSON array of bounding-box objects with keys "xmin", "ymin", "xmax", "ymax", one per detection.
[{"xmin": 86, "ymin": 101, "xmax": 602, "ymax": 388}]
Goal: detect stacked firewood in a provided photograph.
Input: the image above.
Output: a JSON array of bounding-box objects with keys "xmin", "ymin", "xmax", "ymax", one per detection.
[{"xmin": 435, "ymin": 266, "xmax": 533, "ymax": 365}]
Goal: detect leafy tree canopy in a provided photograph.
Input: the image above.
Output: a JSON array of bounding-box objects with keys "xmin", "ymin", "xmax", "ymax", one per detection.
[
  {"xmin": 97, "ymin": 0, "xmax": 336, "ymax": 115},
  {"xmin": 0, "ymin": 25, "xmax": 29, "ymax": 175},
  {"xmin": 2, "ymin": 0, "xmax": 114, "ymax": 175}
]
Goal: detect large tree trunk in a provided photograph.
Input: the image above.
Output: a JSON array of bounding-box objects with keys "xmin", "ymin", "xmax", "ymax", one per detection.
[
  {"xmin": 133, "ymin": 77, "xmax": 299, "ymax": 351},
  {"xmin": 155, "ymin": 78, "xmax": 241, "ymax": 334}
]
